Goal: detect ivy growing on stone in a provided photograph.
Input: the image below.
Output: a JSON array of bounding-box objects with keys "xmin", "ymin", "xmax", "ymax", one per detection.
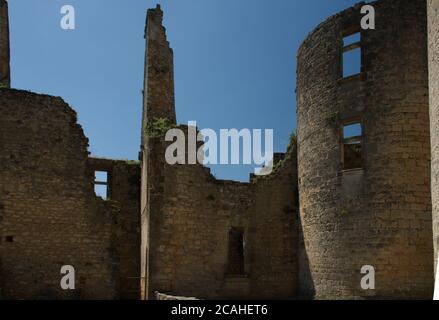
[
  {"xmin": 289, "ymin": 132, "xmax": 297, "ymax": 146},
  {"xmin": 145, "ymin": 117, "xmax": 174, "ymax": 139}
]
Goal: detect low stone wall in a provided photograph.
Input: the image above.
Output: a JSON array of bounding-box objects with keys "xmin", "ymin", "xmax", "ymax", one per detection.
[{"xmin": 155, "ymin": 292, "xmax": 199, "ymax": 300}]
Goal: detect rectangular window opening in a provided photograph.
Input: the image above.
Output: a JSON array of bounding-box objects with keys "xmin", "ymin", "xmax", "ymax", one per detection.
[
  {"xmin": 342, "ymin": 122, "xmax": 362, "ymax": 170},
  {"xmin": 342, "ymin": 31, "xmax": 361, "ymax": 78},
  {"xmin": 343, "ymin": 32, "xmax": 361, "ymax": 47},
  {"xmin": 226, "ymin": 227, "xmax": 245, "ymax": 276},
  {"xmin": 94, "ymin": 170, "xmax": 110, "ymax": 200},
  {"xmin": 343, "ymin": 123, "xmax": 362, "ymax": 139}
]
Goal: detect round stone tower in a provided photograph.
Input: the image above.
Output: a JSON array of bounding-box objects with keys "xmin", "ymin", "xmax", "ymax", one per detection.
[{"xmin": 297, "ymin": 0, "xmax": 433, "ymax": 299}]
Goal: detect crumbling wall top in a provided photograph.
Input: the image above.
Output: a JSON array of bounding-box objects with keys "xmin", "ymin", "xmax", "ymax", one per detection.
[
  {"xmin": 145, "ymin": 4, "xmax": 169, "ymax": 46},
  {"xmin": 297, "ymin": 1, "xmax": 375, "ymax": 58}
]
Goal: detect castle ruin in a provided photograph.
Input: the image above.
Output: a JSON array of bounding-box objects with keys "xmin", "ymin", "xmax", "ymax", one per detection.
[{"xmin": 0, "ymin": 0, "xmax": 438, "ymax": 300}]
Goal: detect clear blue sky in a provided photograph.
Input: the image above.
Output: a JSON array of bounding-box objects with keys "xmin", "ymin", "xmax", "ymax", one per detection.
[{"xmin": 8, "ymin": 0, "xmax": 360, "ymax": 181}]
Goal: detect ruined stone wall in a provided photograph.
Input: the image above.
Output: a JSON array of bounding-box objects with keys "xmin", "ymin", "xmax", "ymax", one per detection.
[
  {"xmin": 145, "ymin": 140, "xmax": 298, "ymax": 299},
  {"xmin": 297, "ymin": 0, "xmax": 433, "ymax": 299},
  {"xmin": 428, "ymin": 0, "xmax": 439, "ymax": 275},
  {"xmin": 247, "ymin": 148, "xmax": 299, "ymax": 299},
  {"xmin": 140, "ymin": 5, "xmax": 298, "ymax": 300},
  {"xmin": 88, "ymin": 158, "xmax": 141, "ymax": 300},
  {"xmin": 112, "ymin": 161, "xmax": 141, "ymax": 299},
  {"xmin": 0, "ymin": 89, "xmax": 119, "ymax": 299},
  {"xmin": 141, "ymin": 4, "xmax": 176, "ymax": 143},
  {"xmin": 140, "ymin": 4, "xmax": 176, "ymax": 299},
  {"xmin": 0, "ymin": 0, "xmax": 10, "ymax": 87}
]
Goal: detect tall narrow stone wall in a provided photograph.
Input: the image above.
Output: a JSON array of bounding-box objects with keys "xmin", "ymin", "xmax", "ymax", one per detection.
[
  {"xmin": 428, "ymin": 0, "xmax": 439, "ymax": 274},
  {"xmin": 0, "ymin": 0, "xmax": 10, "ymax": 87},
  {"xmin": 140, "ymin": 4, "xmax": 176, "ymax": 299},
  {"xmin": 141, "ymin": 4, "xmax": 176, "ymax": 139},
  {"xmin": 297, "ymin": 0, "xmax": 433, "ymax": 299}
]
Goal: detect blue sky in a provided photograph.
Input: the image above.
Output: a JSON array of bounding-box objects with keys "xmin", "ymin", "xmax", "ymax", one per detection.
[{"xmin": 8, "ymin": 0, "xmax": 360, "ymax": 181}]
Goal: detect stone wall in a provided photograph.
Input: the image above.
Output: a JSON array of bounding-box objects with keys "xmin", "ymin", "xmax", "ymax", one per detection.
[
  {"xmin": 140, "ymin": 5, "xmax": 299, "ymax": 300},
  {"xmin": 428, "ymin": 0, "xmax": 439, "ymax": 276},
  {"xmin": 297, "ymin": 0, "xmax": 433, "ymax": 299},
  {"xmin": 0, "ymin": 89, "xmax": 139, "ymax": 299},
  {"xmin": 141, "ymin": 4, "xmax": 176, "ymax": 143},
  {"xmin": 88, "ymin": 158, "xmax": 141, "ymax": 300},
  {"xmin": 0, "ymin": 0, "xmax": 10, "ymax": 87},
  {"xmin": 140, "ymin": 4, "xmax": 177, "ymax": 299},
  {"xmin": 246, "ymin": 149, "xmax": 299, "ymax": 299},
  {"xmin": 1, "ymin": 0, "xmax": 437, "ymax": 301},
  {"xmin": 145, "ymin": 138, "xmax": 298, "ymax": 299}
]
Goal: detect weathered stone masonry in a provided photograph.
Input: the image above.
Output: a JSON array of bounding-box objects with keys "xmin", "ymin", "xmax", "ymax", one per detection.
[
  {"xmin": 428, "ymin": 0, "xmax": 439, "ymax": 276},
  {"xmin": 297, "ymin": 0, "xmax": 433, "ymax": 299},
  {"xmin": 140, "ymin": 5, "xmax": 177, "ymax": 300},
  {"xmin": 140, "ymin": 5, "xmax": 298, "ymax": 299},
  {"xmin": 1, "ymin": 0, "xmax": 439, "ymax": 300},
  {"xmin": 0, "ymin": 90, "xmax": 116, "ymax": 299},
  {"xmin": 142, "ymin": 137, "xmax": 299, "ymax": 299},
  {"xmin": 0, "ymin": 89, "xmax": 141, "ymax": 299},
  {"xmin": 87, "ymin": 157, "xmax": 141, "ymax": 300}
]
